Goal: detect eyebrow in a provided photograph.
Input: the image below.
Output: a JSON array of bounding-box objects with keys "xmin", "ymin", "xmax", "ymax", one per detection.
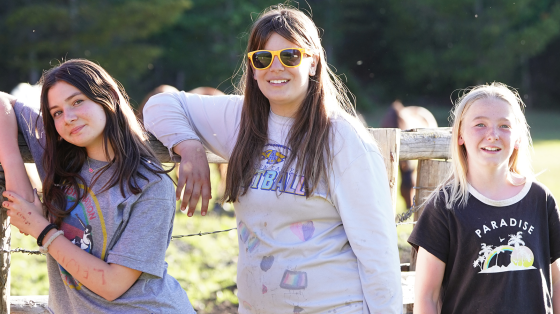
[
  {"xmin": 472, "ymin": 116, "xmax": 512, "ymax": 122},
  {"xmin": 49, "ymin": 91, "xmax": 82, "ymax": 110}
]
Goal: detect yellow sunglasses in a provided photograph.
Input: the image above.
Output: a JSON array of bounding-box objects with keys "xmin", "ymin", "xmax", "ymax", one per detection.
[{"xmin": 248, "ymin": 48, "xmax": 312, "ymax": 70}]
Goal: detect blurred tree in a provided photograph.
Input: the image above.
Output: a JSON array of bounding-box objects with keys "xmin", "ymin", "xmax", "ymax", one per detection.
[
  {"xmin": 141, "ymin": 0, "xmax": 278, "ymax": 96},
  {"xmin": 2, "ymin": 0, "xmax": 560, "ymax": 109},
  {"xmin": 0, "ymin": 0, "xmax": 191, "ymax": 98},
  {"xmin": 379, "ymin": 0, "xmax": 560, "ymax": 106}
]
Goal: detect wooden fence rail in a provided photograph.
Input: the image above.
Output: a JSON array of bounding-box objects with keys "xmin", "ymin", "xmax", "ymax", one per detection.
[{"xmin": 1, "ymin": 127, "xmax": 452, "ymax": 313}]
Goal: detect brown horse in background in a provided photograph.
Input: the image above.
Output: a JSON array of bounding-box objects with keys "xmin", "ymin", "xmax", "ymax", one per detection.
[{"xmin": 380, "ymin": 101, "xmax": 438, "ymax": 209}]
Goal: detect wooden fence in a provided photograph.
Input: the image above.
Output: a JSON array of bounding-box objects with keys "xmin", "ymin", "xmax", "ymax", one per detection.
[{"xmin": 0, "ymin": 127, "xmax": 452, "ymax": 313}]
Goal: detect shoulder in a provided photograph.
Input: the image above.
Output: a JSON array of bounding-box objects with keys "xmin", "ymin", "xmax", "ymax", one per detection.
[
  {"xmin": 527, "ymin": 180, "xmax": 558, "ymax": 210},
  {"xmin": 529, "ymin": 180, "xmax": 554, "ymax": 197},
  {"xmin": 134, "ymin": 163, "xmax": 175, "ymax": 202},
  {"xmin": 330, "ymin": 113, "xmax": 379, "ymax": 157}
]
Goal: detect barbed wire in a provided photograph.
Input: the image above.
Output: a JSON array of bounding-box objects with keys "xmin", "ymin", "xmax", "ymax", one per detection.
[
  {"xmin": 1, "ymin": 248, "xmax": 43, "ymax": 255},
  {"xmin": 171, "ymin": 227, "xmax": 237, "ymax": 239},
  {"xmin": 3, "ymin": 189, "xmax": 424, "ymax": 254},
  {"xmin": 2, "ymin": 228, "xmax": 240, "ymax": 255},
  {"xmin": 395, "ymin": 196, "xmax": 423, "ymax": 224}
]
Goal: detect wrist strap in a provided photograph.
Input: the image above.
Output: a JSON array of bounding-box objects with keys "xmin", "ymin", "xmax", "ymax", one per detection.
[
  {"xmin": 39, "ymin": 230, "xmax": 64, "ymax": 254},
  {"xmin": 37, "ymin": 223, "xmax": 57, "ymax": 247}
]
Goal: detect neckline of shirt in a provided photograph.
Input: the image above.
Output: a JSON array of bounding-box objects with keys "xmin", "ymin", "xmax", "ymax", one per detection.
[
  {"xmin": 83, "ymin": 158, "xmax": 111, "ymax": 175},
  {"xmin": 269, "ymin": 109, "xmax": 294, "ymax": 126},
  {"xmin": 468, "ymin": 178, "xmax": 532, "ymax": 207}
]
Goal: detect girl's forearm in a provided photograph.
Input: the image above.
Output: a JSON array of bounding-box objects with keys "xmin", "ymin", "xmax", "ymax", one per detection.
[
  {"xmin": 0, "ymin": 92, "xmax": 34, "ymax": 202},
  {"xmin": 414, "ymin": 298, "xmax": 439, "ymax": 314},
  {"xmin": 44, "ymin": 229, "xmax": 141, "ymax": 301}
]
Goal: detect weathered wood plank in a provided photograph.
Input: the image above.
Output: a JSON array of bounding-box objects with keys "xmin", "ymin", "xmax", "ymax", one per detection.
[
  {"xmin": 0, "ymin": 166, "xmax": 10, "ymax": 314},
  {"xmin": 399, "ymin": 127, "xmax": 452, "ymax": 160},
  {"xmin": 10, "ymin": 295, "xmax": 48, "ymax": 314},
  {"xmin": 401, "ymin": 271, "xmax": 415, "ymax": 305},
  {"xmin": 370, "ymin": 129, "xmax": 400, "ymax": 213},
  {"xmin": 18, "ymin": 128, "xmax": 453, "ymax": 163}
]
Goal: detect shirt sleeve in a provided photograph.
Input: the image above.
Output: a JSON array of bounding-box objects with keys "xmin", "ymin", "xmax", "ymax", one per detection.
[
  {"xmin": 13, "ymin": 100, "xmax": 47, "ymax": 179},
  {"xmin": 407, "ymin": 195, "xmax": 451, "ymax": 264},
  {"xmin": 106, "ymin": 178, "xmax": 176, "ymax": 278},
  {"xmin": 547, "ymin": 191, "xmax": 560, "ymax": 263},
  {"xmin": 331, "ymin": 148, "xmax": 403, "ymax": 313},
  {"xmin": 143, "ymin": 91, "xmax": 244, "ymax": 160}
]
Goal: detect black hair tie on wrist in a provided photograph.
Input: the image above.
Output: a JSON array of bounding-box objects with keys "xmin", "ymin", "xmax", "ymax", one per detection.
[{"xmin": 37, "ymin": 224, "xmax": 58, "ymax": 247}]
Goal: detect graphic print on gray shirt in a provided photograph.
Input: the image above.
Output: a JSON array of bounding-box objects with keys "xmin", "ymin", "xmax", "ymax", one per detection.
[{"xmin": 14, "ymin": 100, "xmax": 195, "ymax": 313}]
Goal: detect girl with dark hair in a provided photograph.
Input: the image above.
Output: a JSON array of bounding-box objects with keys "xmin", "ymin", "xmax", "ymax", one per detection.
[
  {"xmin": 0, "ymin": 59, "xmax": 195, "ymax": 313},
  {"xmin": 144, "ymin": 5, "xmax": 402, "ymax": 313}
]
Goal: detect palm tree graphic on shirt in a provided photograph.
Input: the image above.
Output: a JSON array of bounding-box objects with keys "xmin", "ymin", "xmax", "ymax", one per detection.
[
  {"xmin": 508, "ymin": 231, "xmax": 525, "ymax": 247},
  {"xmin": 473, "ymin": 232, "xmax": 535, "ymax": 273}
]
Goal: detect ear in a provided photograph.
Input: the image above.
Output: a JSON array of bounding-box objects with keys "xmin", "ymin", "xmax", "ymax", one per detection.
[
  {"xmin": 309, "ymin": 55, "xmax": 318, "ymax": 76},
  {"xmin": 458, "ymin": 135, "xmax": 465, "ymax": 146}
]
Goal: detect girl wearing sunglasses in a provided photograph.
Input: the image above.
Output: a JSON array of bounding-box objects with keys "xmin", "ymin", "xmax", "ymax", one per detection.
[
  {"xmin": 0, "ymin": 59, "xmax": 195, "ymax": 313},
  {"xmin": 144, "ymin": 5, "xmax": 402, "ymax": 313}
]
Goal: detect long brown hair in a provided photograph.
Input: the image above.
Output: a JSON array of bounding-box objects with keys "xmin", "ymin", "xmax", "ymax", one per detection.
[
  {"xmin": 39, "ymin": 59, "xmax": 169, "ymax": 225},
  {"xmin": 224, "ymin": 5, "xmax": 365, "ymax": 202}
]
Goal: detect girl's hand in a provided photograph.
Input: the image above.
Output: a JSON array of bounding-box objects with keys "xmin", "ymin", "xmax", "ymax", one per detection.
[
  {"xmin": 174, "ymin": 140, "xmax": 212, "ymax": 217},
  {"xmin": 3, "ymin": 190, "xmax": 49, "ymax": 239}
]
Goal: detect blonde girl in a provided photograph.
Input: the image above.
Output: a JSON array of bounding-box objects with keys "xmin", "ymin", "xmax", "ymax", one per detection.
[{"xmin": 409, "ymin": 82, "xmax": 560, "ymax": 313}]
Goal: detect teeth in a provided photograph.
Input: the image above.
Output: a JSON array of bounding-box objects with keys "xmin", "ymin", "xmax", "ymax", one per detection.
[
  {"xmin": 270, "ymin": 80, "xmax": 288, "ymax": 84},
  {"xmin": 482, "ymin": 147, "xmax": 500, "ymax": 151}
]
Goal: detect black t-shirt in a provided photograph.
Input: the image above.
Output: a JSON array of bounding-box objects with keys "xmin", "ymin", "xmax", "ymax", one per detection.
[{"xmin": 408, "ymin": 181, "xmax": 560, "ymax": 314}]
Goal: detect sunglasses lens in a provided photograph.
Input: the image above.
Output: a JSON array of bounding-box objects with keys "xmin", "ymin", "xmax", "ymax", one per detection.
[
  {"xmin": 252, "ymin": 51, "xmax": 273, "ymax": 69},
  {"xmin": 280, "ymin": 49, "xmax": 302, "ymax": 66}
]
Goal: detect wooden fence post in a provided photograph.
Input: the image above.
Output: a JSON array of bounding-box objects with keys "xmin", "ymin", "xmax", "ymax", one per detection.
[
  {"xmin": 0, "ymin": 165, "xmax": 10, "ymax": 314},
  {"xmin": 370, "ymin": 128, "xmax": 401, "ymax": 213},
  {"xmin": 409, "ymin": 159, "xmax": 451, "ymax": 271},
  {"xmin": 405, "ymin": 159, "xmax": 450, "ymax": 313}
]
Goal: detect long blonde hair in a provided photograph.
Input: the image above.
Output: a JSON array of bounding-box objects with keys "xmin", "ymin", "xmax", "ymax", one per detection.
[{"xmin": 434, "ymin": 82, "xmax": 533, "ymax": 209}]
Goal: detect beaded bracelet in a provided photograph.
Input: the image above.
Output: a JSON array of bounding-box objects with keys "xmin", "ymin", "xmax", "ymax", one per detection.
[{"xmin": 39, "ymin": 230, "xmax": 64, "ymax": 254}]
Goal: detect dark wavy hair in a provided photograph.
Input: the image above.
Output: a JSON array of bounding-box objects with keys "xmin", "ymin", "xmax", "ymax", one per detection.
[
  {"xmin": 224, "ymin": 5, "xmax": 364, "ymax": 202},
  {"xmin": 39, "ymin": 59, "xmax": 169, "ymax": 226}
]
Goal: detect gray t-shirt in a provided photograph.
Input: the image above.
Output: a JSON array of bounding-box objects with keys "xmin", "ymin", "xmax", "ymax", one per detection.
[{"xmin": 14, "ymin": 100, "xmax": 195, "ymax": 314}]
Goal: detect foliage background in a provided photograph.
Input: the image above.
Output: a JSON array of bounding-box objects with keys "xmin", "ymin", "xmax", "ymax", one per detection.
[
  {"xmin": 3, "ymin": 0, "xmax": 560, "ymax": 313},
  {"xmin": 2, "ymin": 0, "xmax": 560, "ymax": 111}
]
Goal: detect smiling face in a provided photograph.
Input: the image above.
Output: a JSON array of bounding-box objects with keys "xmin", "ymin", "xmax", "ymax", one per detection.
[
  {"xmin": 459, "ymin": 97, "xmax": 520, "ymax": 172},
  {"xmin": 253, "ymin": 32, "xmax": 317, "ymax": 117},
  {"xmin": 47, "ymin": 81, "xmax": 107, "ymax": 157}
]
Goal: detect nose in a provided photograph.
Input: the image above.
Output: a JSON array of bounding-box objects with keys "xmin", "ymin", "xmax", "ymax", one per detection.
[
  {"xmin": 269, "ymin": 56, "xmax": 284, "ymax": 71},
  {"xmin": 63, "ymin": 109, "xmax": 78, "ymax": 124},
  {"xmin": 487, "ymin": 126, "xmax": 499, "ymax": 141}
]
